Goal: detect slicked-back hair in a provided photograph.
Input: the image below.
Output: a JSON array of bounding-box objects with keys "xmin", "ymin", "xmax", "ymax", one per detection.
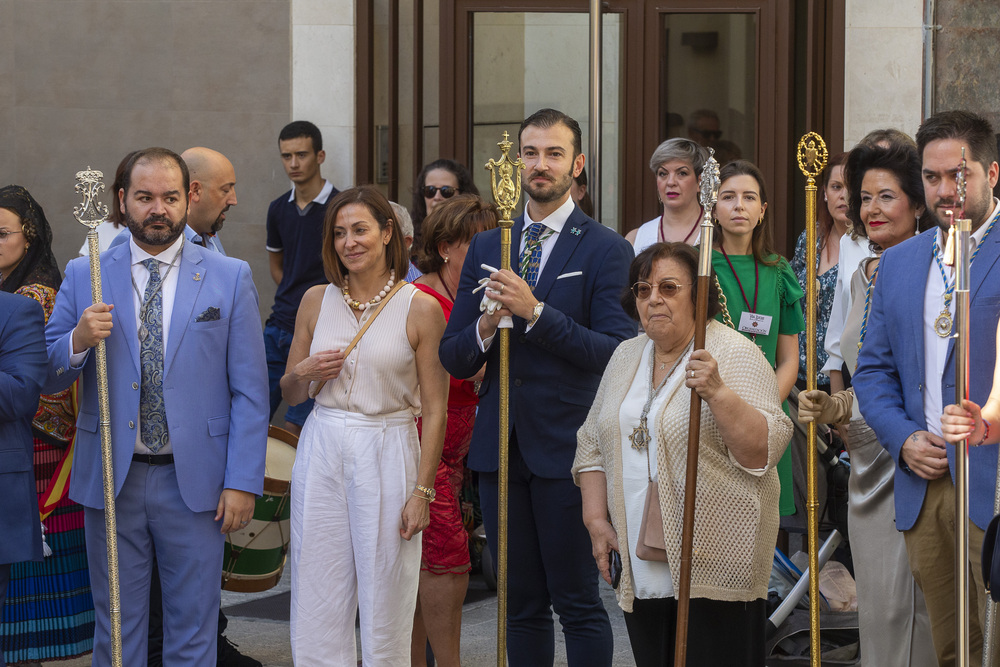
[
  {"xmin": 110, "ymin": 150, "xmax": 138, "ymax": 227},
  {"xmin": 649, "ymin": 138, "xmax": 710, "ymax": 178},
  {"xmin": 845, "ymin": 142, "xmax": 926, "ymax": 251},
  {"xmin": 518, "ymin": 108, "xmax": 583, "ymax": 159},
  {"xmin": 121, "ymin": 148, "xmax": 190, "ymax": 203},
  {"xmin": 916, "ymin": 110, "xmax": 998, "ymax": 173},
  {"xmin": 411, "ymin": 159, "xmax": 480, "ymax": 231},
  {"xmin": 279, "ymin": 120, "xmax": 323, "ymax": 153},
  {"xmin": 715, "ymin": 160, "xmax": 779, "ymax": 266},
  {"xmin": 322, "ymin": 186, "xmax": 409, "ymax": 288},
  {"xmin": 416, "ymin": 195, "xmax": 499, "ymax": 274},
  {"xmin": 621, "ymin": 242, "xmax": 721, "ymax": 322}
]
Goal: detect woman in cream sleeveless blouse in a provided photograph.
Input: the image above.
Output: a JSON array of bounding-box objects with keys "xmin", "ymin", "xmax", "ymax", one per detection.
[{"xmin": 281, "ymin": 186, "xmax": 449, "ymax": 666}]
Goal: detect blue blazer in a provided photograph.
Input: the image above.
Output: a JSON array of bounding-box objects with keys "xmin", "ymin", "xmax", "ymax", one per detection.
[
  {"xmin": 0, "ymin": 292, "xmax": 46, "ymax": 565},
  {"xmin": 853, "ymin": 226, "xmax": 1000, "ymax": 531},
  {"xmin": 439, "ymin": 206, "xmax": 636, "ymax": 478},
  {"xmin": 44, "ymin": 241, "xmax": 269, "ymax": 513}
]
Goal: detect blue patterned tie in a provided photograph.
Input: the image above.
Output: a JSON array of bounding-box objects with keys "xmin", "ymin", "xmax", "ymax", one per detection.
[
  {"xmin": 140, "ymin": 258, "xmax": 169, "ymax": 453},
  {"xmin": 519, "ymin": 223, "xmax": 545, "ymax": 289}
]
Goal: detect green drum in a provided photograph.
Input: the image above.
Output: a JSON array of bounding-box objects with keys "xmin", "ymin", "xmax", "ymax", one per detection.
[{"xmin": 222, "ymin": 425, "xmax": 297, "ymax": 592}]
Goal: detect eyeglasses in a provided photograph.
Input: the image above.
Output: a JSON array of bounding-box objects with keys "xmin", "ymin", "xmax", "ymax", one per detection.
[
  {"xmin": 0, "ymin": 229, "xmax": 24, "ymax": 242},
  {"xmin": 422, "ymin": 185, "xmax": 457, "ymax": 199},
  {"xmin": 631, "ymin": 280, "xmax": 692, "ymax": 300}
]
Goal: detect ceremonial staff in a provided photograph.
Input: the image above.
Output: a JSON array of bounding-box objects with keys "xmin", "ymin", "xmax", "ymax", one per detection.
[
  {"xmin": 673, "ymin": 149, "xmax": 720, "ymax": 665},
  {"xmin": 485, "ymin": 133, "xmax": 525, "ymax": 667},
  {"xmin": 73, "ymin": 168, "xmax": 123, "ymax": 667},
  {"xmin": 797, "ymin": 132, "xmax": 828, "ymax": 667},
  {"xmin": 946, "ymin": 151, "xmax": 973, "ymax": 667}
]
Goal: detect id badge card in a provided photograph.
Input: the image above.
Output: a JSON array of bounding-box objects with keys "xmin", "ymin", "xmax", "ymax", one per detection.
[{"xmin": 738, "ymin": 311, "xmax": 772, "ymax": 337}]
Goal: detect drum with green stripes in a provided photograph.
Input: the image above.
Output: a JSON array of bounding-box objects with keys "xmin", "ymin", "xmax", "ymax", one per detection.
[{"xmin": 222, "ymin": 426, "xmax": 297, "ymax": 592}]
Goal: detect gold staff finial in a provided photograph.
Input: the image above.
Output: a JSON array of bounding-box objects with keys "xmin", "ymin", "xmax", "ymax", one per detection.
[
  {"xmin": 486, "ymin": 133, "xmax": 525, "ymax": 224},
  {"xmin": 73, "ymin": 167, "xmax": 110, "ymax": 229},
  {"xmin": 796, "ymin": 133, "xmax": 829, "ymax": 179}
]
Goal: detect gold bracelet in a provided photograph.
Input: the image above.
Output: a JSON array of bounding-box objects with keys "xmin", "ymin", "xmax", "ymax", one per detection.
[
  {"xmin": 411, "ymin": 491, "xmax": 432, "ymax": 502},
  {"xmin": 414, "ymin": 484, "xmax": 437, "ymax": 501}
]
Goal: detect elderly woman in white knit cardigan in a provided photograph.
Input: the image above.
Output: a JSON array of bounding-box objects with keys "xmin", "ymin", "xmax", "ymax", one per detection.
[{"xmin": 574, "ymin": 242, "xmax": 793, "ymax": 667}]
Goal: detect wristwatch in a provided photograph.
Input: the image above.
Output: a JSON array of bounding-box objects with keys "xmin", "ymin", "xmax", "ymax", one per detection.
[{"xmin": 528, "ymin": 301, "xmax": 545, "ymax": 327}]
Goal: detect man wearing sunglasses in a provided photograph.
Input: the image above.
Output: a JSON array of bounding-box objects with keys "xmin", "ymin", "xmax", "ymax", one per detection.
[
  {"xmin": 264, "ymin": 120, "xmax": 339, "ymax": 437},
  {"xmin": 440, "ymin": 108, "xmax": 635, "ymax": 666}
]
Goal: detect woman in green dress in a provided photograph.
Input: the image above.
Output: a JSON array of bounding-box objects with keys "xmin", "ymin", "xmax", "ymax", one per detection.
[{"xmin": 710, "ymin": 160, "xmax": 804, "ymax": 516}]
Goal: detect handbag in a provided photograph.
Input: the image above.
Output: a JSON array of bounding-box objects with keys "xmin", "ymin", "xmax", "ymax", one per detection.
[
  {"xmin": 307, "ymin": 280, "xmax": 408, "ymax": 399},
  {"xmin": 635, "ymin": 447, "xmax": 668, "ymax": 562}
]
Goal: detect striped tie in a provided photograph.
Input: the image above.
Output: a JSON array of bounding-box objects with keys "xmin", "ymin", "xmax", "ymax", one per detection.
[{"xmin": 519, "ymin": 223, "xmax": 545, "ymax": 289}]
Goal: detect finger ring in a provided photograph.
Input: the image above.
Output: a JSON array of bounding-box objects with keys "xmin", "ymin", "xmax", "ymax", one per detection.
[
  {"xmin": 240, "ymin": 520, "xmax": 249, "ymax": 526},
  {"xmin": 689, "ymin": 370, "xmax": 695, "ymax": 379},
  {"xmin": 499, "ymin": 284, "xmax": 505, "ymax": 293}
]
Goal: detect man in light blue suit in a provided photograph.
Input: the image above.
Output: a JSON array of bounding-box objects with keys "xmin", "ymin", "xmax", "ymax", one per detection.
[
  {"xmin": 44, "ymin": 147, "xmax": 268, "ymax": 667},
  {"xmin": 854, "ymin": 110, "xmax": 1000, "ymax": 665},
  {"xmin": 0, "ymin": 292, "xmax": 46, "ymax": 667},
  {"xmin": 440, "ymin": 109, "xmax": 635, "ymax": 666}
]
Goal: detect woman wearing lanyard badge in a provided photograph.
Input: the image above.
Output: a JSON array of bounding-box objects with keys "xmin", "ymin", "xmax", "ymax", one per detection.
[{"xmin": 710, "ymin": 160, "xmax": 804, "ymax": 516}]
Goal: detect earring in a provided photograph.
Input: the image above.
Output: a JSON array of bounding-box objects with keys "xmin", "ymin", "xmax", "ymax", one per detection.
[{"xmin": 444, "ymin": 255, "xmax": 449, "ymax": 263}]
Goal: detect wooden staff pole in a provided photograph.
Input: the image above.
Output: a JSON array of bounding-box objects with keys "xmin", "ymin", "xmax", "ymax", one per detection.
[
  {"xmin": 73, "ymin": 168, "xmax": 123, "ymax": 667},
  {"xmin": 797, "ymin": 133, "xmax": 828, "ymax": 666},
  {"xmin": 486, "ymin": 134, "xmax": 525, "ymax": 667},
  {"xmin": 673, "ymin": 151, "xmax": 720, "ymax": 666}
]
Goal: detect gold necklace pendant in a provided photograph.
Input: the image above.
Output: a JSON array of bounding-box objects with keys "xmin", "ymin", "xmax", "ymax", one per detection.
[
  {"xmin": 935, "ymin": 309, "xmax": 953, "ymax": 337},
  {"xmin": 629, "ymin": 420, "xmax": 650, "ymax": 451}
]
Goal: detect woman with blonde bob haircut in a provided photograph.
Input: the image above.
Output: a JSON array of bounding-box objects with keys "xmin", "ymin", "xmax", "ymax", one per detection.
[{"xmin": 282, "ymin": 185, "xmax": 450, "ymax": 665}]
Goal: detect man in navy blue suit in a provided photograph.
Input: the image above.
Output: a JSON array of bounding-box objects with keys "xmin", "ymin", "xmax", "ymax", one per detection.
[
  {"xmin": 440, "ymin": 108, "xmax": 636, "ymax": 665},
  {"xmin": 0, "ymin": 292, "xmax": 46, "ymax": 667},
  {"xmin": 854, "ymin": 110, "xmax": 1000, "ymax": 665}
]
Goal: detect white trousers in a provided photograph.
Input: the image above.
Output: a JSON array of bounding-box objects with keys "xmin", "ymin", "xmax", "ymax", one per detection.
[{"xmin": 290, "ymin": 406, "xmax": 422, "ymax": 666}]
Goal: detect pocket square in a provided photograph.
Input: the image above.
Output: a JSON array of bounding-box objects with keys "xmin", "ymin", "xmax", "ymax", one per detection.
[
  {"xmin": 557, "ymin": 271, "xmax": 583, "ymax": 280},
  {"xmin": 195, "ymin": 307, "xmax": 221, "ymax": 322}
]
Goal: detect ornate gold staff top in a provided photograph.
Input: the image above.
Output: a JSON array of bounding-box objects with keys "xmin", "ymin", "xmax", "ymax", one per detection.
[
  {"xmin": 485, "ymin": 132, "xmax": 525, "ymax": 667},
  {"xmin": 796, "ymin": 132, "xmax": 828, "ymax": 667},
  {"xmin": 74, "ymin": 167, "xmax": 123, "ymax": 667}
]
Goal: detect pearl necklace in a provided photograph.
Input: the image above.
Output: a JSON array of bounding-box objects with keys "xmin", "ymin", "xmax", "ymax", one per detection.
[{"xmin": 342, "ymin": 270, "xmax": 395, "ymax": 311}]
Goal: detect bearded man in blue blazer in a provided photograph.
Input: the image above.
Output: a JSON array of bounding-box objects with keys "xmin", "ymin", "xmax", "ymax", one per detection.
[
  {"xmin": 440, "ymin": 109, "xmax": 636, "ymax": 665},
  {"xmin": 854, "ymin": 110, "xmax": 1000, "ymax": 665},
  {"xmin": 44, "ymin": 148, "xmax": 268, "ymax": 667},
  {"xmin": 0, "ymin": 292, "xmax": 46, "ymax": 667}
]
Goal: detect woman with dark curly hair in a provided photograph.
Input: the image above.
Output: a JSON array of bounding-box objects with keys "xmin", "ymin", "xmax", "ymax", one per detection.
[
  {"xmin": 799, "ymin": 139, "xmax": 935, "ymax": 667},
  {"xmin": 411, "ymin": 159, "xmax": 480, "ymax": 254}
]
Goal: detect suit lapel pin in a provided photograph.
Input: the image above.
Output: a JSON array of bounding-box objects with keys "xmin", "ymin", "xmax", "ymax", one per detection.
[
  {"xmin": 570, "ymin": 227, "xmax": 582, "ymax": 236},
  {"xmin": 193, "ymin": 272, "xmax": 201, "ymax": 281}
]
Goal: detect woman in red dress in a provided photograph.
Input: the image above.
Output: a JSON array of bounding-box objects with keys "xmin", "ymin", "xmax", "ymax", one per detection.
[{"xmin": 410, "ymin": 195, "xmax": 498, "ymax": 667}]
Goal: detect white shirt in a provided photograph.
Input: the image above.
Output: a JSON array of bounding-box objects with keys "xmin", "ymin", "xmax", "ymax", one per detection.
[
  {"xmin": 923, "ymin": 198, "xmax": 1000, "ymax": 437},
  {"xmin": 477, "ymin": 195, "xmax": 577, "ymax": 351},
  {"xmin": 70, "ymin": 234, "xmax": 186, "ymax": 455},
  {"xmin": 822, "ymin": 233, "xmax": 874, "ymax": 374}
]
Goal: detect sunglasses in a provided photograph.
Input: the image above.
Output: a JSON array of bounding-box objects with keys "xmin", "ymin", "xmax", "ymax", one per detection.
[
  {"xmin": 631, "ymin": 280, "xmax": 691, "ymax": 300},
  {"xmin": 422, "ymin": 185, "xmax": 457, "ymax": 199}
]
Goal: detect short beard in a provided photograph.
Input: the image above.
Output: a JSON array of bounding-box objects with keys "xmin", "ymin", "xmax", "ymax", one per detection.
[
  {"xmin": 210, "ymin": 214, "xmax": 225, "ymax": 234},
  {"xmin": 930, "ymin": 183, "xmax": 994, "ymax": 231},
  {"xmin": 124, "ymin": 208, "xmax": 186, "ymax": 248},
  {"xmin": 523, "ymin": 167, "xmax": 574, "ymax": 205}
]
